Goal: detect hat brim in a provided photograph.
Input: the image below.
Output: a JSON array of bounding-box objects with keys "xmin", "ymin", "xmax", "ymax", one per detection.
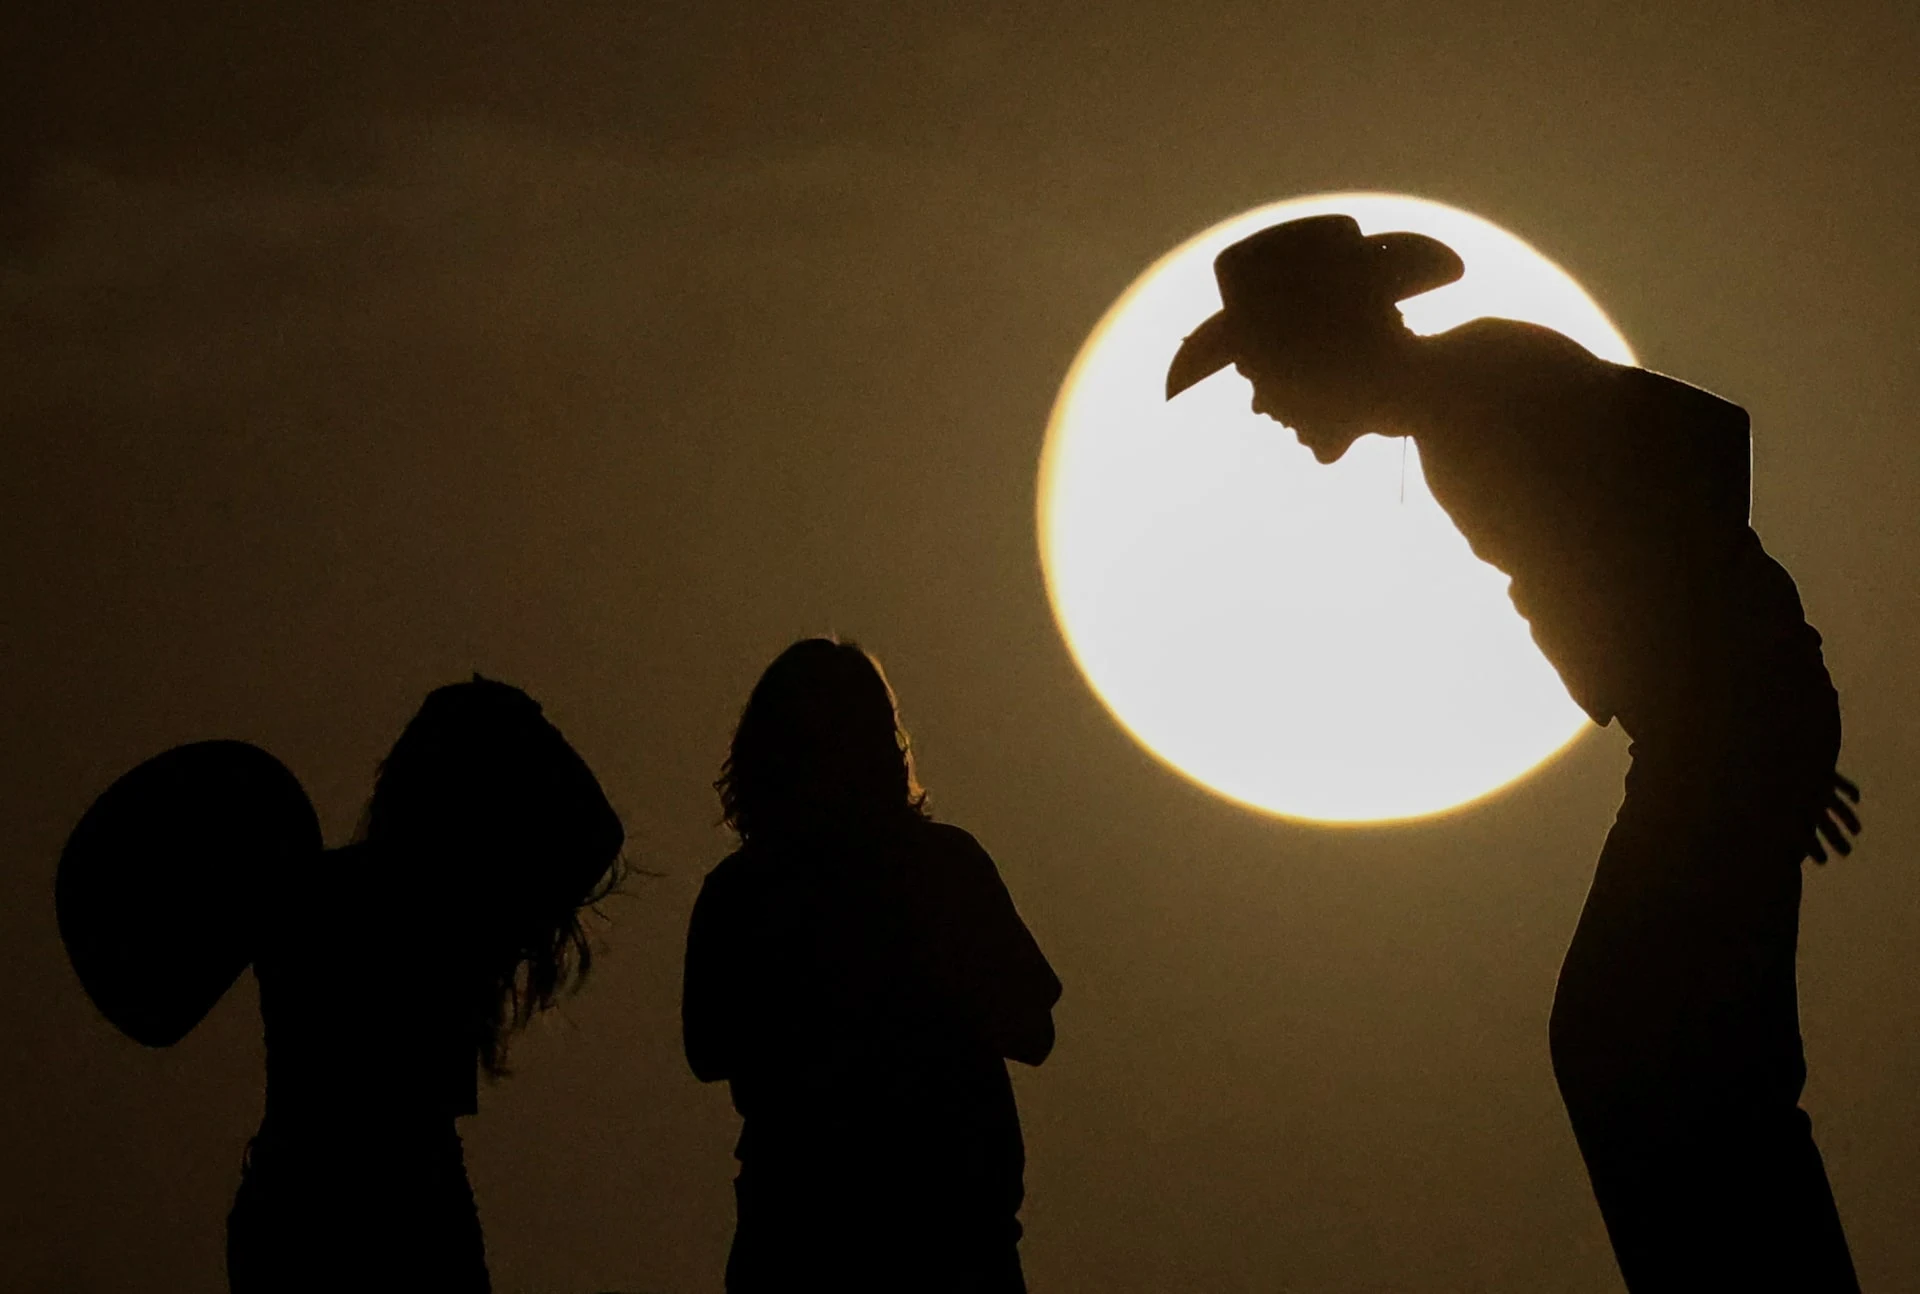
[
  {"xmin": 1375, "ymin": 231, "xmax": 1465, "ymax": 301},
  {"xmin": 56, "ymin": 741, "xmax": 321, "ymax": 1047},
  {"xmin": 1165, "ymin": 310, "xmax": 1237, "ymax": 399}
]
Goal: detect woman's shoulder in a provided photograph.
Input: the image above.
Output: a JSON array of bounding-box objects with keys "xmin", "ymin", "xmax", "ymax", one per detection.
[
  {"xmin": 699, "ymin": 844, "xmax": 760, "ymax": 892},
  {"xmin": 700, "ymin": 820, "xmax": 997, "ymax": 887},
  {"xmin": 902, "ymin": 819, "xmax": 1006, "ymax": 888},
  {"xmin": 914, "ymin": 818, "xmax": 988, "ymax": 856},
  {"xmin": 696, "ymin": 841, "xmax": 812, "ymax": 910}
]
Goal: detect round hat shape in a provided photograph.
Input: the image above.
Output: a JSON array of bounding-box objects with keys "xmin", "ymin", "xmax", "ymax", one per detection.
[{"xmin": 57, "ymin": 741, "xmax": 321, "ymax": 1047}]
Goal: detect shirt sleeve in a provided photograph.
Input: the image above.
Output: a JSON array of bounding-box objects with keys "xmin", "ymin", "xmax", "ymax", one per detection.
[
  {"xmin": 1616, "ymin": 365, "xmax": 1754, "ymax": 542},
  {"xmin": 920, "ymin": 827, "xmax": 1062, "ymax": 1065}
]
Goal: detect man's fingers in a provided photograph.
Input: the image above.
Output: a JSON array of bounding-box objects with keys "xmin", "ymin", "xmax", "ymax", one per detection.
[
  {"xmin": 1817, "ymin": 816, "xmax": 1855, "ymax": 858},
  {"xmin": 1828, "ymin": 796, "xmax": 1862, "ymax": 836},
  {"xmin": 1834, "ymin": 772, "xmax": 1861, "ymax": 804}
]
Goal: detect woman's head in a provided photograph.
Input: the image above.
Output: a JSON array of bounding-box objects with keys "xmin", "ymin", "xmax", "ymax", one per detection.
[
  {"xmin": 365, "ymin": 676, "xmax": 624, "ymax": 1075},
  {"xmin": 717, "ymin": 638, "xmax": 927, "ymax": 842}
]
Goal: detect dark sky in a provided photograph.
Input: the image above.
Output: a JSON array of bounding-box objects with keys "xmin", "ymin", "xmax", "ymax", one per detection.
[{"xmin": 5, "ymin": 2, "xmax": 1918, "ymax": 1290}]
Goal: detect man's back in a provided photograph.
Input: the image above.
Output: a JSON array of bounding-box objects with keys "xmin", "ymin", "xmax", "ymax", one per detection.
[{"xmin": 1412, "ymin": 317, "xmax": 1826, "ymax": 736}]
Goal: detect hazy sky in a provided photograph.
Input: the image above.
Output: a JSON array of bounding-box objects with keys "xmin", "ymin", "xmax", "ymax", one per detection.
[{"xmin": 4, "ymin": 3, "xmax": 1917, "ymax": 1290}]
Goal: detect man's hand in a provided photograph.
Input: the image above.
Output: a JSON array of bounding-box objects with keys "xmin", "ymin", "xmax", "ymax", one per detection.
[{"xmin": 1808, "ymin": 772, "xmax": 1862, "ymax": 864}]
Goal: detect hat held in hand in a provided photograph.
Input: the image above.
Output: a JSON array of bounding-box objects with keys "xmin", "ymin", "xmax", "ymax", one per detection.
[{"xmin": 57, "ymin": 741, "xmax": 321, "ymax": 1047}]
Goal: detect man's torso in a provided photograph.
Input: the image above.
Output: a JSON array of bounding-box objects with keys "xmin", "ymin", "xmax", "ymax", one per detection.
[{"xmin": 1409, "ymin": 318, "xmax": 1828, "ymax": 737}]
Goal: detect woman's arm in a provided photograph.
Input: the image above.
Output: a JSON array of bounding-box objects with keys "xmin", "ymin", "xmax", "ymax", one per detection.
[
  {"xmin": 924, "ymin": 827, "xmax": 1062, "ymax": 1066},
  {"xmin": 681, "ymin": 867, "xmax": 741, "ymax": 1083}
]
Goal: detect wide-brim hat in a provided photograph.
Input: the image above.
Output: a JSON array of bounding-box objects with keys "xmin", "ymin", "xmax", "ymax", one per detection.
[
  {"xmin": 56, "ymin": 741, "xmax": 321, "ymax": 1047},
  {"xmin": 1165, "ymin": 213, "xmax": 1465, "ymax": 399}
]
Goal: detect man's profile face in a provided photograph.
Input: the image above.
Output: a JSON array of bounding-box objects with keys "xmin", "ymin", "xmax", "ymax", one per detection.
[{"xmin": 1233, "ymin": 345, "xmax": 1377, "ymax": 465}]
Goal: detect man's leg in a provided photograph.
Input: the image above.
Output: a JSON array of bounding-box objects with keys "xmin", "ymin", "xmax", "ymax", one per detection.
[
  {"xmin": 1559, "ymin": 1097, "xmax": 1853, "ymax": 1290},
  {"xmin": 1549, "ymin": 765, "xmax": 1856, "ymax": 1290}
]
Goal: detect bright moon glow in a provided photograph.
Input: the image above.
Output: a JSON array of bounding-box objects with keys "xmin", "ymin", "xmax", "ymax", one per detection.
[{"xmin": 1039, "ymin": 193, "xmax": 1635, "ymax": 824}]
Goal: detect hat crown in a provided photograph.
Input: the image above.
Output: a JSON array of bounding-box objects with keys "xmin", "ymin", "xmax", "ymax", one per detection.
[{"xmin": 1212, "ymin": 213, "xmax": 1462, "ymax": 318}]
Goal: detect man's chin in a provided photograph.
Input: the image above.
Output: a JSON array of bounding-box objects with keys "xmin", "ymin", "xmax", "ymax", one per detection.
[{"xmin": 1297, "ymin": 435, "xmax": 1348, "ymax": 465}]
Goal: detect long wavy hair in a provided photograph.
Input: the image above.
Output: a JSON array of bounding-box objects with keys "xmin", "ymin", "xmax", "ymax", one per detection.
[
  {"xmin": 717, "ymin": 638, "xmax": 928, "ymax": 843},
  {"xmin": 363, "ymin": 676, "xmax": 624, "ymax": 1076}
]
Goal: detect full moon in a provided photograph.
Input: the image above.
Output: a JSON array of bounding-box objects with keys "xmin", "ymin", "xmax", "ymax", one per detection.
[{"xmin": 1038, "ymin": 193, "xmax": 1635, "ymax": 824}]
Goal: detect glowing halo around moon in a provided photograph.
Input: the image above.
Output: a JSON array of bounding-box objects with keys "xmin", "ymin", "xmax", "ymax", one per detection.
[{"xmin": 1038, "ymin": 193, "xmax": 1635, "ymax": 824}]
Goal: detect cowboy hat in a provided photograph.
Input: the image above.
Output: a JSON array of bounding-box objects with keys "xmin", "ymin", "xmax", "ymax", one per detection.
[{"xmin": 1165, "ymin": 213, "xmax": 1464, "ymax": 399}]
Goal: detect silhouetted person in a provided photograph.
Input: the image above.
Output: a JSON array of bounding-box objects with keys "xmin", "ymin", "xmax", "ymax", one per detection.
[
  {"xmin": 683, "ymin": 638, "xmax": 1061, "ymax": 1292},
  {"xmin": 1166, "ymin": 215, "xmax": 1863, "ymax": 1291},
  {"xmin": 58, "ymin": 677, "xmax": 624, "ymax": 1293}
]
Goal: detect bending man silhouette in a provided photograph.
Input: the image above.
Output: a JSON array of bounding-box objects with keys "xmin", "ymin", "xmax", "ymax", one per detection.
[
  {"xmin": 684, "ymin": 638, "xmax": 1061, "ymax": 1292},
  {"xmin": 1166, "ymin": 215, "xmax": 1862, "ymax": 1291}
]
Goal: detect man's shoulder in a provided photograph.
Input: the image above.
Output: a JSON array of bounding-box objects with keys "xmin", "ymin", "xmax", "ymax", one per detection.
[
  {"xmin": 1427, "ymin": 316, "xmax": 1612, "ymax": 377},
  {"xmin": 1623, "ymin": 364, "xmax": 1751, "ymax": 433},
  {"xmin": 1429, "ymin": 320, "xmax": 1750, "ymax": 432}
]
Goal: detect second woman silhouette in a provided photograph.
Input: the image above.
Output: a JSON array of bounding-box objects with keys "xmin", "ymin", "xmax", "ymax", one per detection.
[
  {"xmin": 226, "ymin": 677, "xmax": 624, "ymax": 1291},
  {"xmin": 683, "ymin": 638, "xmax": 1061, "ymax": 1292}
]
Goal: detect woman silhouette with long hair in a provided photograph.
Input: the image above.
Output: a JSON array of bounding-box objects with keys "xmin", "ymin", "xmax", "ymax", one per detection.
[
  {"xmin": 227, "ymin": 677, "xmax": 623, "ymax": 1291},
  {"xmin": 58, "ymin": 676, "xmax": 624, "ymax": 1292},
  {"xmin": 683, "ymin": 638, "xmax": 1061, "ymax": 1293}
]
